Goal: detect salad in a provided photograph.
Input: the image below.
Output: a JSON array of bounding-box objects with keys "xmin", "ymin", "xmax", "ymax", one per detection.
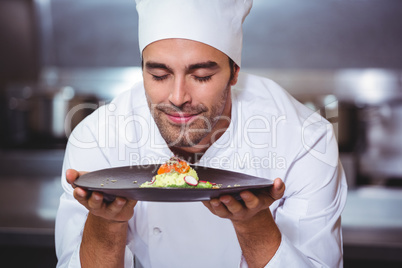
[{"xmin": 140, "ymin": 157, "xmax": 218, "ymax": 189}]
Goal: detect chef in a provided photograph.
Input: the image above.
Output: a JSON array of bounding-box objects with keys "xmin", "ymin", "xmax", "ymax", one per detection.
[{"xmin": 55, "ymin": 0, "xmax": 347, "ymax": 267}]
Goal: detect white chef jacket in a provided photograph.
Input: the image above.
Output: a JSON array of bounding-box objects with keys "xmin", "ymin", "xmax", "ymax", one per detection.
[{"xmin": 55, "ymin": 72, "xmax": 347, "ymax": 268}]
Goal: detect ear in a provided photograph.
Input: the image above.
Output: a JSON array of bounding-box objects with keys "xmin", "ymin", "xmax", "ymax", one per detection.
[{"xmin": 230, "ymin": 64, "xmax": 240, "ymax": 86}]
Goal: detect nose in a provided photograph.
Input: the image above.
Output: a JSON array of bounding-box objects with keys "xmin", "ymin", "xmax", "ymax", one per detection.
[{"xmin": 168, "ymin": 76, "xmax": 191, "ymax": 107}]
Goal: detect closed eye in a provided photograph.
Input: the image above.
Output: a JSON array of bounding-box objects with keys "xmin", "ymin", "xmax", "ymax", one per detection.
[
  {"xmin": 194, "ymin": 75, "xmax": 212, "ymax": 83},
  {"xmin": 152, "ymin": 74, "xmax": 169, "ymax": 81}
]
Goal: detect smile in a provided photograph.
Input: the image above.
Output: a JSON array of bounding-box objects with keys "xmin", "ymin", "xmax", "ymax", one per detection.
[{"xmin": 165, "ymin": 112, "xmax": 200, "ymax": 124}]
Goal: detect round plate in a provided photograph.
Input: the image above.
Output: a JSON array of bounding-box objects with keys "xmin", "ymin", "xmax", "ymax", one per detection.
[{"xmin": 74, "ymin": 165, "xmax": 273, "ymax": 202}]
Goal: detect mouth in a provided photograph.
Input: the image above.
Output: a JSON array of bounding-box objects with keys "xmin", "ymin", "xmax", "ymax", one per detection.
[{"xmin": 165, "ymin": 112, "xmax": 201, "ymax": 125}]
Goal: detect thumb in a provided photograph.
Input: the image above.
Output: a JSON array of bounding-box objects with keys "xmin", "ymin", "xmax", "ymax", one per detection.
[
  {"xmin": 66, "ymin": 169, "xmax": 88, "ymax": 186},
  {"xmin": 270, "ymin": 178, "xmax": 285, "ymax": 201}
]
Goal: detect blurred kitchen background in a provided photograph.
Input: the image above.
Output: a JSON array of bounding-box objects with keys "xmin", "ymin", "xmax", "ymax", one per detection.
[{"xmin": 1, "ymin": 0, "xmax": 402, "ymax": 267}]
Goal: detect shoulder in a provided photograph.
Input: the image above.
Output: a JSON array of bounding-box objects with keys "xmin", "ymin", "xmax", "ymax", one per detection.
[
  {"xmin": 90, "ymin": 80, "xmax": 147, "ymax": 120},
  {"xmin": 69, "ymin": 81, "xmax": 148, "ymax": 137},
  {"xmin": 108, "ymin": 80, "xmax": 148, "ymax": 116},
  {"xmin": 233, "ymin": 72, "xmax": 338, "ymax": 163},
  {"xmin": 234, "ymin": 72, "xmax": 318, "ymax": 124}
]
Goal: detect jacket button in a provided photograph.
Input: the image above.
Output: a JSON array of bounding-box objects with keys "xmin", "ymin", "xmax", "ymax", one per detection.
[{"xmin": 153, "ymin": 227, "xmax": 162, "ymax": 235}]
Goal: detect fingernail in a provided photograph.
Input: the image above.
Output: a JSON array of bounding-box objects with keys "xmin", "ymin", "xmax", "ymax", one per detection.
[
  {"xmin": 278, "ymin": 182, "xmax": 285, "ymax": 190},
  {"xmin": 211, "ymin": 200, "xmax": 220, "ymax": 207},
  {"xmin": 241, "ymin": 192, "xmax": 251, "ymax": 200},
  {"xmin": 220, "ymin": 196, "xmax": 230, "ymax": 204},
  {"xmin": 94, "ymin": 194, "xmax": 103, "ymax": 201},
  {"xmin": 75, "ymin": 189, "xmax": 85, "ymax": 198},
  {"xmin": 116, "ymin": 198, "xmax": 126, "ymax": 206}
]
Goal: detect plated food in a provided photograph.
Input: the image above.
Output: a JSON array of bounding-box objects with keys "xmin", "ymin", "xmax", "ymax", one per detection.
[
  {"xmin": 140, "ymin": 157, "xmax": 219, "ymax": 189},
  {"xmin": 74, "ymin": 160, "xmax": 273, "ymax": 202}
]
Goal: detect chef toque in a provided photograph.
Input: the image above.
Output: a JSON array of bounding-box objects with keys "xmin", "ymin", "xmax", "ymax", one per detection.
[{"xmin": 135, "ymin": 0, "xmax": 253, "ymax": 67}]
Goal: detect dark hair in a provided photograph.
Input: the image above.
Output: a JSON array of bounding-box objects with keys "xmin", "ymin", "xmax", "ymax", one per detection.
[{"xmin": 229, "ymin": 57, "xmax": 237, "ymax": 82}]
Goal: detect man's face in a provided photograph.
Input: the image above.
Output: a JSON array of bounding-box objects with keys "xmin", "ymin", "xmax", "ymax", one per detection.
[{"xmin": 142, "ymin": 38, "xmax": 238, "ymax": 149}]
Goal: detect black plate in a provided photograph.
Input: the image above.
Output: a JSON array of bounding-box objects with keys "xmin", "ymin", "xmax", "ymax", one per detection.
[{"xmin": 74, "ymin": 165, "xmax": 273, "ymax": 202}]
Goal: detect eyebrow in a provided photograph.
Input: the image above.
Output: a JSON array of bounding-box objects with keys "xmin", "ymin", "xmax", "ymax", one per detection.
[
  {"xmin": 188, "ymin": 61, "xmax": 219, "ymax": 71},
  {"xmin": 145, "ymin": 61, "xmax": 173, "ymax": 72},
  {"xmin": 144, "ymin": 60, "xmax": 219, "ymax": 73}
]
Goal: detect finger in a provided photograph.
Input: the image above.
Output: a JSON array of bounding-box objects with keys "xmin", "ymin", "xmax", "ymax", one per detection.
[
  {"xmin": 208, "ymin": 198, "xmax": 232, "ymax": 218},
  {"xmin": 117, "ymin": 198, "xmax": 137, "ymax": 220},
  {"xmin": 219, "ymin": 195, "xmax": 246, "ymax": 216},
  {"xmin": 250, "ymin": 178, "xmax": 285, "ymax": 209},
  {"xmin": 87, "ymin": 191, "xmax": 104, "ymax": 211},
  {"xmin": 103, "ymin": 198, "xmax": 137, "ymax": 222},
  {"xmin": 269, "ymin": 178, "xmax": 285, "ymax": 201},
  {"xmin": 105, "ymin": 197, "xmax": 127, "ymax": 215},
  {"xmin": 66, "ymin": 169, "xmax": 79, "ymax": 185},
  {"xmin": 126, "ymin": 199, "xmax": 138, "ymax": 208},
  {"xmin": 240, "ymin": 179, "xmax": 285, "ymax": 211},
  {"xmin": 66, "ymin": 169, "xmax": 89, "ymax": 186},
  {"xmin": 73, "ymin": 187, "xmax": 90, "ymax": 206},
  {"xmin": 239, "ymin": 190, "xmax": 261, "ymax": 210},
  {"xmin": 202, "ymin": 200, "xmax": 213, "ymax": 211}
]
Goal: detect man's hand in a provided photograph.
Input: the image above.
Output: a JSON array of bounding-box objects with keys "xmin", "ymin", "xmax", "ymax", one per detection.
[
  {"xmin": 66, "ymin": 169, "xmax": 137, "ymax": 222},
  {"xmin": 202, "ymin": 178, "xmax": 285, "ymax": 268},
  {"xmin": 202, "ymin": 178, "xmax": 284, "ymax": 223},
  {"xmin": 66, "ymin": 169, "xmax": 137, "ymax": 267}
]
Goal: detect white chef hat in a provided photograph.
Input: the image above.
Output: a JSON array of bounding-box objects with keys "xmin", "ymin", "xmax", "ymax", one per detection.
[{"xmin": 135, "ymin": 0, "xmax": 253, "ymax": 67}]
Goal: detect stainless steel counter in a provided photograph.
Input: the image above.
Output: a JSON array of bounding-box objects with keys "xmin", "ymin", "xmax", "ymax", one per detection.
[
  {"xmin": 342, "ymin": 187, "xmax": 402, "ymax": 263},
  {"xmin": 0, "ymin": 175, "xmax": 63, "ymax": 247},
  {"xmin": 0, "ymin": 149, "xmax": 64, "ymax": 248}
]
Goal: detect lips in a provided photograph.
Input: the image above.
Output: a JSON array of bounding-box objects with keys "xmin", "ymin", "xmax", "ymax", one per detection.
[
  {"xmin": 165, "ymin": 112, "xmax": 200, "ymax": 124},
  {"xmin": 153, "ymin": 104, "xmax": 207, "ymax": 125}
]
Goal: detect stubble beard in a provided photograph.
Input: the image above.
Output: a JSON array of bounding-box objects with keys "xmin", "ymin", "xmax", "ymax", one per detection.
[{"xmin": 148, "ymin": 85, "xmax": 230, "ymax": 148}]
